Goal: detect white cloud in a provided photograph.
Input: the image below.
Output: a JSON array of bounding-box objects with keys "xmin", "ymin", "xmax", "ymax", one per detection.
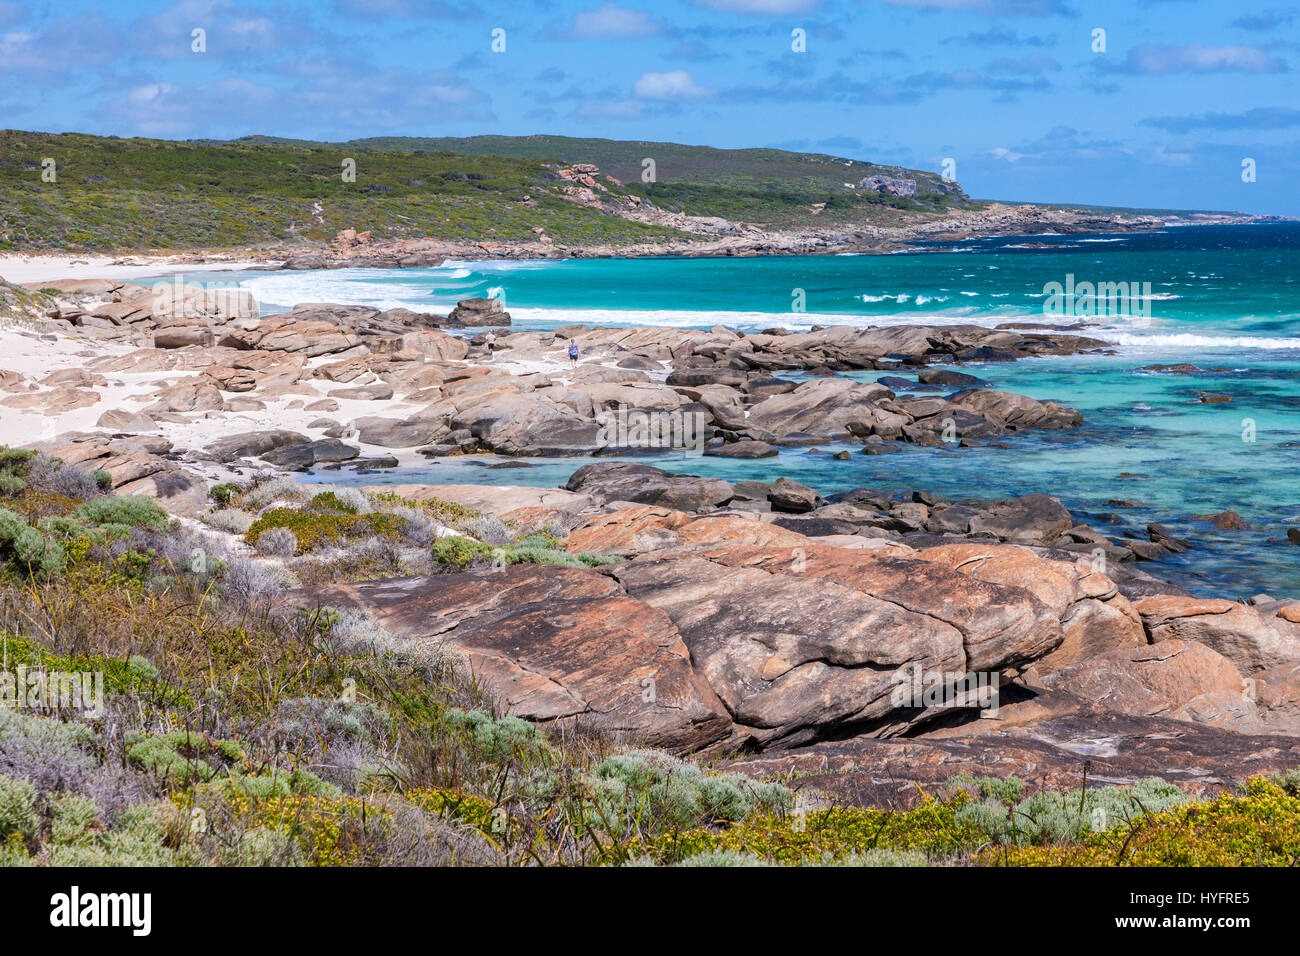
[
  {"xmin": 574, "ymin": 4, "xmax": 661, "ymax": 38},
  {"xmin": 1118, "ymin": 43, "xmax": 1288, "ymax": 74},
  {"xmin": 633, "ymin": 69, "xmax": 713, "ymax": 100},
  {"xmin": 989, "ymin": 146, "xmax": 1029, "ymax": 162}
]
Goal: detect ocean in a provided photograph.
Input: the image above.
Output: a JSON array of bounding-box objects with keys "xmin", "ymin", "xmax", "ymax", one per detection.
[{"xmin": 221, "ymin": 222, "xmax": 1300, "ymax": 598}]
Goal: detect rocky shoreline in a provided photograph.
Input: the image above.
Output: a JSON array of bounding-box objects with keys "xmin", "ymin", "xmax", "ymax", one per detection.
[
  {"xmin": 3, "ymin": 275, "xmax": 1298, "ymax": 806},
  {"xmin": 1, "ymin": 203, "xmax": 1286, "ymax": 277}
]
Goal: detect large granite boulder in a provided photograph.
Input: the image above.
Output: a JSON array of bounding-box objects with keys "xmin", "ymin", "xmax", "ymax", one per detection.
[
  {"xmin": 292, "ymin": 566, "xmax": 733, "ymax": 752},
  {"xmin": 914, "ymin": 542, "xmax": 1145, "ymax": 673},
  {"xmin": 448, "ymin": 297, "xmax": 511, "ymax": 326},
  {"xmin": 745, "ymin": 378, "xmax": 897, "ymax": 441},
  {"xmin": 1042, "ymin": 641, "xmax": 1261, "ymax": 733},
  {"xmin": 564, "ymin": 462, "xmax": 734, "ymax": 511},
  {"xmin": 945, "ymin": 387, "xmax": 1083, "ymax": 430},
  {"xmin": 427, "ymin": 388, "xmax": 601, "ymax": 456},
  {"xmin": 290, "ymin": 543, "xmax": 1075, "ymax": 753},
  {"xmin": 1136, "ymin": 595, "xmax": 1300, "ymax": 675}
]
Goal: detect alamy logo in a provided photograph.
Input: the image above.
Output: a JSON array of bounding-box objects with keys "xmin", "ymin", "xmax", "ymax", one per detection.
[
  {"xmin": 595, "ymin": 405, "xmax": 707, "ymax": 456},
  {"xmin": 890, "ymin": 663, "xmax": 1000, "ymax": 715},
  {"xmin": 1042, "ymin": 273, "xmax": 1153, "ymax": 321},
  {"xmin": 49, "ymin": 887, "xmax": 152, "ymax": 936},
  {"xmin": 0, "ymin": 664, "xmax": 104, "ymax": 718},
  {"xmin": 150, "ymin": 274, "xmax": 256, "ymax": 320}
]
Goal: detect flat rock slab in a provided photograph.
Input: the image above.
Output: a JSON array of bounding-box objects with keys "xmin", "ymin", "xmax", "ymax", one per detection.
[
  {"xmin": 725, "ymin": 712, "xmax": 1300, "ymax": 808},
  {"xmin": 290, "ymin": 567, "xmax": 734, "ymax": 752}
]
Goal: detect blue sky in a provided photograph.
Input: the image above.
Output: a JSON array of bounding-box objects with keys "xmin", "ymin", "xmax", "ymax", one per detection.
[{"xmin": 2, "ymin": 0, "xmax": 1297, "ymax": 214}]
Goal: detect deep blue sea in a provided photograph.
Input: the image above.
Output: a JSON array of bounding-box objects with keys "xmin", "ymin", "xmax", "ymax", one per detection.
[{"xmin": 219, "ymin": 222, "xmax": 1300, "ymax": 598}]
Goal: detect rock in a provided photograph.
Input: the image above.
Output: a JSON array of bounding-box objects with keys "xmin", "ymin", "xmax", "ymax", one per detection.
[
  {"xmin": 767, "ymin": 515, "xmax": 860, "ymax": 537},
  {"xmin": 429, "ymin": 387, "xmax": 601, "ymax": 456},
  {"xmin": 327, "ymin": 384, "xmax": 395, "ymax": 402},
  {"xmin": 1148, "ymin": 523, "xmax": 1191, "ymax": 552},
  {"xmin": 95, "ymin": 409, "xmax": 156, "ymax": 433},
  {"xmin": 24, "ymin": 278, "xmax": 119, "ymax": 295},
  {"xmin": 915, "ymin": 542, "xmax": 1145, "ymax": 674},
  {"xmin": 351, "ymin": 416, "xmax": 446, "ymax": 448},
  {"xmin": 1254, "ymin": 662, "xmax": 1300, "ymax": 733},
  {"xmin": 607, "ymin": 544, "xmax": 1063, "ymax": 748},
  {"xmin": 1135, "ymin": 595, "xmax": 1300, "ymax": 675},
  {"xmin": 916, "ymin": 368, "xmax": 991, "ymax": 388},
  {"xmin": 723, "ymin": 713, "xmax": 1300, "ymax": 808},
  {"xmin": 1, "ymin": 386, "xmax": 102, "ymax": 414},
  {"xmin": 876, "ymin": 376, "xmax": 918, "ymax": 390},
  {"xmin": 1043, "ymin": 641, "xmax": 1260, "ymax": 733},
  {"xmin": 1126, "ymin": 539, "xmax": 1171, "ymax": 561},
  {"xmin": 564, "ymin": 463, "xmax": 734, "ymax": 511},
  {"xmin": 204, "ymin": 430, "xmax": 312, "ymax": 463},
  {"xmin": 665, "ymin": 367, "xmax": 748, "ymax": 388},
  {"xmin": 767, "ymin": 477, "xmax": 821, "ymax": 513},
  {"xmin": 289, "ymin": 566, "xmax": 732, "ymax": 752},
  {"xmin": 1194, "ymin": 510, "xmax": 1249, "ymax": 530},
  {"xmin": 563, "ymin": 507, "xmax": 694, "ymax": 557},
  {"xmin": 374, "ymin": 329, "xmax": 469, "ymax": 361},
  {"xmin": 221, "ymin": 315, "xmax": 362, "ymax": 357},
  {"xmin": 703, "ymin": 440, "xmax": 777, "ymax": 459},
  {"xmin": 283, "ymin": 254, "xmax": 328, "ymax": 270},
  {"xmin": 153, "ymin": 327, "xmax": 215, "ymax": 349},
  {"xmin": 962, "ymin": 493, "xmax": 1074, "ymax": 545},
  {"xmin": 945, "ymin": 388, "xmax": 1082, "ymax": 430},
  {"xmin": 115, "ymin": 468, "xmax": 210, "ymax": 519},
  {"xmin": 261, "ymin": 438, "xmax": 360, "ymax": 470},
  {"xmin": 142, "ymin": 382, "xmax": 226, "ymax": 414},
  {"xmin": 745, "ymin": 378, "xmax": 896, "ymax": 442},
  {"xmin": 448, "ymin": 297, "xmax": 511, "ymax": 326}
]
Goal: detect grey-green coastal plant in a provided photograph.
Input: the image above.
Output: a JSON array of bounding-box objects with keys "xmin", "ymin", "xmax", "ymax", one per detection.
[{"xmin": 950, "ymin": 775, "xmax": 1190, "ymax": 846}]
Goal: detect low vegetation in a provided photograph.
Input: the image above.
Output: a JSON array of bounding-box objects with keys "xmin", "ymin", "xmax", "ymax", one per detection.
[
  {"xmin": 0, "ymin": 130, "xmax": 978, "ymax": 253},
  {"xmin": 0, "ymin": 447, "xmax": 1295, "ymax": 867}
]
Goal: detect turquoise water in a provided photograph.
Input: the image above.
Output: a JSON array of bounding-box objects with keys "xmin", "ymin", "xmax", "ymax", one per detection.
[
  {"xmin": 223, "ymin": 223, "xmax": 1300, "ymax": 598},
  {"xmin": 236, "ymin": 223, "xmax": 1300, "ymax": 344}
]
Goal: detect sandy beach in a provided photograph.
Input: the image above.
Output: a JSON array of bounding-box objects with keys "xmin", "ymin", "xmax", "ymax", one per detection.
[{"xmin": 0, "ymin": 253, "xmax": 266, "ymax": 286}]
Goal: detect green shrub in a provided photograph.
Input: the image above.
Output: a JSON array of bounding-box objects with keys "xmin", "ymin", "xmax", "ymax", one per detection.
[
  {"xmin": 585, "ymin": 750, "xmax": 793, "ymax": 834},
  {"xmin": 953, "ymin": 777, "xmax": 1189, "ymax": 847},
  {"xmin": 0, "ymin": 507, "xmax": 66, "ymax": 575},
  {"xmin": 72, "ymin": 494, "xmax": 169, "ymax": 531},
  {"xmin": 0, "ymin": 775, "xmax": 38, "ymax": 844},
  {"xmin": 50, "ymin": 794, "xmax": 101, "ymax": 847},
  {"xmin": 431, "ymin": 534, "xmax": 619, "ymax": 571},
  {"xmin": 441, "ymin": 709, "xmax": 553, "ymax": 764},
  {"xmin": 49, "ymin": 803, "xmax": 206, "ymax": 867},
  {"xmin": 210, "ymin": 482, "xmax": 240, "ymax": 505},
  {"xmin": 245, "ymin": 508, "xmax": 403, "ymax": 554},
  {"xmin": 125, "ymin": 731, "xmax": 244, "ymax": 786}
]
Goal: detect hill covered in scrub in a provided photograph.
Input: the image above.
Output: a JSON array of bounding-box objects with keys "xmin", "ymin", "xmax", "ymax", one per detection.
[{"xmin": 0, "ymin": 129, "xmax": 976, "ymax": 254}]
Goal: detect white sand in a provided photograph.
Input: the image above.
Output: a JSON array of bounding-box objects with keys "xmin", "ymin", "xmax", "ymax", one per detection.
[{"xmin": 0, "ymin": 254, "xmax": 268, "ymax": 285}]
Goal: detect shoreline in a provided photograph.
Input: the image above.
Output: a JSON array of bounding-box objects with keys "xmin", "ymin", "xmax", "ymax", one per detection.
[{"xmin": 2, "ymin": 208, "xmax": 1289, "ymax": 282}]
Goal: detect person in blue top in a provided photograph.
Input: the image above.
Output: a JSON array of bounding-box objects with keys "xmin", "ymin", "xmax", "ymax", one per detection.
[{"xmin": 568, "ymin": 340, "xmax": 579, "ymax": 369}]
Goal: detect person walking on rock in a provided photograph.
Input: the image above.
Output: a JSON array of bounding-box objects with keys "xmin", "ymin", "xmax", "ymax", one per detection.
[{"xmin": 568, "ymin": 339, "xmax": 579, "ymax": 369}]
